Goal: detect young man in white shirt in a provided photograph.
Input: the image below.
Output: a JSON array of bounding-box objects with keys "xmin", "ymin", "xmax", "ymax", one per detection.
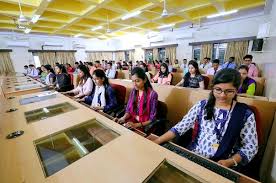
[
  {"xmin": 23, "ymin": 65, "xmax": 30, "ymax": 76},
  {"xmin": 206, "ymin": 59, "xmax": 221, "ymax": 75},
  {"xmin": 105, "ymin": 62, "xmax": 116, "ymax": 79},
  {"xmin": 27, "ymin": 64, "xmax": 39, "ymax": 78},
  {"xmin": 200, "ymin": 57, "xmax": 212, "ymax": 72}
]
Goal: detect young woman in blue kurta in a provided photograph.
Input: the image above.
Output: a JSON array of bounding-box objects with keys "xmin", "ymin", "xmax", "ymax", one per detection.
[{"xmin": 152, "ymin": 68, "xmax": 258, "ymax": 168}]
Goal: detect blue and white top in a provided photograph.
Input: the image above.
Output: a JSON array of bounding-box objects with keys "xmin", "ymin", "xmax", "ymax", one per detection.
[{"xmin": 170, "ymin": 100, "xmax": 258, "ymax": 164}]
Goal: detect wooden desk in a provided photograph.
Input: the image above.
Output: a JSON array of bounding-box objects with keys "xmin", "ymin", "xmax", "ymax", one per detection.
[{"xmin": 0, "ymin": 90, "xmax": 245, "ymax": 183}]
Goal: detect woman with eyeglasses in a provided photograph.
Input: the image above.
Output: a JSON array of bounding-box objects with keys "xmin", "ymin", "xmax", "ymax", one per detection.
[{"xmin": 151, "ymin": 68, "xmax": 258, "ymax": 168}]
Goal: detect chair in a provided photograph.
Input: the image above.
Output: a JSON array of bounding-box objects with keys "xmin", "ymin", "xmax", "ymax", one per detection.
[
  {"xmin": 107, "ymin": 84, "xmax": 127, "ymax": 117},
  {"xmin": 203, "ymin": 75, "xmax": 210, "ymax": 89}
]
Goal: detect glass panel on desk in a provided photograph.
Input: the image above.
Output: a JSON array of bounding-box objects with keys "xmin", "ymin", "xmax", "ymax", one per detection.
[
  {"xmin": 34, "ymin": 119, "xmax": 120, "ymax": 177},
  {"xmin": 15, "ymin": 83, "xmax": 43, "ymax": 91},
  {"xmin": 146, "ymin": 161, "xmax": 202, "ymax": 183},
  {"xmin": 24, "ymin": 102, "xmax": 77, "ymax": 123},
  {"xmin": 20, "ymin": 91, "xmax": 58, "ymax": 105}
]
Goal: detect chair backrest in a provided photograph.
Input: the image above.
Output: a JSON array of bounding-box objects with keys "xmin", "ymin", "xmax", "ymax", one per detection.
[
  {"xmin": 156, "ymin": 100, "xmax": 168, "ymax": 119},
  {"xmin": 110, "ymin": 83, "xmax": 126, "ymax": 105},
  {"xmin": 172, "ymin": 68, "xmax": 177, "ymax": 72},
  {"xmin": 203, "ymin": 75, "xmax": 210, "ymax": 90},
  {"xmin": 252, "ymin": 77, "xmax": 266, "ymax": 96},
  {"xmin": 114, "ymin": 71, "xmax": 118, "ymax": 79},
  {"xmin": 171, "ymin": 72, "xmax": 183, "ymax": 86}
]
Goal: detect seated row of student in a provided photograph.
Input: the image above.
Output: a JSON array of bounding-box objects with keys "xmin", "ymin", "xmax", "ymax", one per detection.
[
  {"xmin": 151, "ymin": 63, "xmax": 172, "ymax": 85},
  {"xmin": 139, "ymin": 62, "xmax": 152, "ymax": 81},
  {"xmin": 79, "ymin": 69, "xmax": 117, "ymax": 112},
  {"xmin": 62, "ymin": 65, "xmax": 94, "ymax": 98},
  {"xmin": 206, "ymin": 59, "xmax": 221, "ymax": 75},
  {"xmin": 176, "ymin": 60, "xmax": 205, "ymax": 89},
  {"xmin": 151, "ymin": 68, "xmax": 258, "ymax": 168},
  {"xmin": 200, "ymin": 57, "xmax": 212, "ymax": 72},
  {"xmin": 23, "ymin": 64, "xmax": 39, "ymax": 78},
  {"xmin": 54, "ymin": 64, "xmax": 73, "ymax": 92},
  {"xmin": 238, "ymin": 65, "xmax": 256, "ymax": 96},
  {"xmin": 115, "ymin": 67, "xmax": 158, "ymax": 131}
]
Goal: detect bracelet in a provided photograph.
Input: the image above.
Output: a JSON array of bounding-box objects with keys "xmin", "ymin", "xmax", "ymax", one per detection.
[{"xmin": 231, "ymin": 158, "xmax": 238, "ymax": 166}]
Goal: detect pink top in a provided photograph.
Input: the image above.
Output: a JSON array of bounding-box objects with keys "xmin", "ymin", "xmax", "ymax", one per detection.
[
  {"xmin": 248, "ymin": 64, "xmax": 259, "ymax": 77},
  {"xmin": 152, "ymin": 72, "xmax": 172, "ymax": 85}
]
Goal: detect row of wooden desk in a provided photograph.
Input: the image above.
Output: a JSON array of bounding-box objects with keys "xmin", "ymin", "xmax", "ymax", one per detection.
[{"xmin": 0, "ymin": 75, "xmax": 263, "ymax": 183}]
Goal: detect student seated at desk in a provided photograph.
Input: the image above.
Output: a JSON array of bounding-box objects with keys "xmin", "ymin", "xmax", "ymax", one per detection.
[
  {"xmin": 238, "ymin": 65, "xmax": 256, "ymax": 96},
  {"xmin": 105, "ymin": 62, "xmax": 116, "ymax": 79},
  {"xmin": 39, "ymin": 65, "xmax": 47, "ymax": 81},
  {"xmin": 152, "ymin": 69, "xmax": 258, "ymax": 168},
  {"xmin": 151, "ymin": 63, "xmax": 172, "ymax": 85},
  {"xmin": 55, "ymin": 64, "xmax": 73, "ymax": 92},
  {"xmin": 61, "ymin": 65, "xmax": 94, "ymax": 98},
  {"xmin": 80, "ymin": 69, "xmax": 117, "ymax": 112},
  {"xmin": 44, "ymin": 64, "xmax": 55, "ymax": 86},
  {"xmin": 23, "ymin": 65, "xmax": 30, "ymax": 76},
  {"xmin": 116, "ymin": 67, "xmax": 158, "ymax": 131},
  {"xmin": 176, "ymin": 60, "xmax": 204, "ymax": 89},
  {"xmin": 27, "ymin": 64, "xmax": 39, "ymax": 78},
  {"xmin": 140, "ymin": 62, "xmax": 151, "ymax": 81}
]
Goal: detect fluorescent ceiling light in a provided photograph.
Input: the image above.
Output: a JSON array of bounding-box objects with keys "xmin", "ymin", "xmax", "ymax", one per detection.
[
  {"xmin": 98, "ymin": 35, "xmax": 108, "ymax": 39},
  {"xmin": 18, "ymin": 14, "xmax": 28, "ymax": 23},
  {"xmin": 207, "ymin": 10, "xmax": 238, "ymax": 18},
  {"xmin": 158, "ymin": 23, "xmax": 175, "ymax": 29},
  {"xmin": 91, "ymin": 25, "xmax": 103, "ymax": 31},
  {"xmin": 31, "ymin": 15, "xmax": 40, "ymax": 23},
  {"xmin": 74, "ymin": 34, "xmax": 82, "ymax": 38},
  {"xmin": 121, "ymin": 11, "xmax": 141, "ymax": 20},
  {"xmin": 24, "ymin": 28, "xmax": 31, "ymax": 34}
]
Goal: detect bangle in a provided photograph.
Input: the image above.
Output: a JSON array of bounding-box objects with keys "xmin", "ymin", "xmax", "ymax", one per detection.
[{"xmin": 231, "ymin": 158, "xmax": 238, "ymax": 166}]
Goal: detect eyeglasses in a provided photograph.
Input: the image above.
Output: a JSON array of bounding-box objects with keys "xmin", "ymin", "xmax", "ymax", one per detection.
[{"xmin": 213, "ymin": 87, "xmax": 236, "ymax": 95}]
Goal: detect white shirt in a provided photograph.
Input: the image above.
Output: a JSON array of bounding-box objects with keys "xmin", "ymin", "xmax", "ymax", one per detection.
[
  {"xmin": 105, "ymin": 69, "xmax": 116, "ymax": 79},
  {"xmin": 72, "ymin": 77, "xmax": 93, "ymax": 97},
  {"xmin": 112, "ymin": 64, "xmax": 116, "ymax": 70},
  {"xmin": 27, "ymin": 68, "xmax": 39, "ymax": 77},
  {"xmin": 206, "ymin": 66, "xmax": 221, "ymax": 75},
  {"xmin": 200, "ymin": 62, "xmax": 212, "ymax": 72}
]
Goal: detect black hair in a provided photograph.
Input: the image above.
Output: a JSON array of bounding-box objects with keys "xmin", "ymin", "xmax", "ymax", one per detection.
[
  {"xmin": 78, "ymin": 65, "xmax": 91, "ymax": 85},
  {"xmin": 44, "ymin": 64, "xmax": 55, "ymax": 74},
  {"xmin": 88, "ymin": 62, "xmax": 93, "ymax": 66},
  {"xmin": 205, "ymin": 68, "xmax": 241, "ymax": 120},
  {"xmin": 159, "ymin": 63, "xmax": 169, "ymax": 77},
  {"xmin": 243, "ymin": 54, "xmax": 253, "ymax": 60},
  {"xmin": 24, "ymin": 65, "xmax": 28, "ymax": 68},
  {"xmin": 92, "ymin": 69, "xmax": 109, "ymax": 86},
  {"xmin": 212, "ymin": 59, "xmax": 220, "ymax": 64},
  {"xmin": 55, "ymin": 62, "xmax": 59, "ymax": 66},
  {"xmin": 95, "ymin": 60, "xmax": 100, "ymax": 64},
  {"xmin": 29, "ymin": 64, "xmax": 34, "ymax": 67},
  {"xmin": 107, "ymin": 62, "xmax": 112, "ymax": 66},
  {"xmin": 238, "ymin": 65, "xmax": 252, "ymax": 93},
  {"xmin": 131, "ymin": 67, "xmax": 153, "ymax": 114},
  {"xmin": 140, "ymin": 63, "xmax": 148, "ymax": 72},
  {"xmin": 183, "ymin": 60, "xmax": 201, "ymax": 87},
  {"xmin": 75, "ymin": 62, "xmax": 79, "ymax": 65},
  {"xmin": 55, "ymin": 64, "xmax": 67, "ymax": 74}
]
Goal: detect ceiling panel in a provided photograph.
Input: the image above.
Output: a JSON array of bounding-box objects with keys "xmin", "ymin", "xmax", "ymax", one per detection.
[{"xmin": 0, "ymin": 0, "xmax": 266, "ymax": 38}]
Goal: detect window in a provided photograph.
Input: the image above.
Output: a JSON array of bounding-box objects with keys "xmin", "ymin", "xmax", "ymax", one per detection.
[
  {"xmin": 33, "ymin": 55, "xmax": 41, "ymax": 68},
  {"xmin": 193, "ymin": 46, "xmax": 201, "ymax": 61},
  {"xmin": 158, "ymin": 48, "xmax": 166, "ymax": 62},
  {"xmin": 145, "ymin": 49, "xmax": 153, "ymax": 62},
  {"xmin": 125, "ymin": 51, "xmax": 129, "ymax": 61},
  {"xmin": 212, "ymin": 43, "xmax": 227, "ymax": 64}
]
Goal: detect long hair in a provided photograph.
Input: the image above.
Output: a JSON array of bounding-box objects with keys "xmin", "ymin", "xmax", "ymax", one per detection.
[
  {"xmin": 44, "ymin": 64, "xmax": 55, "ymax": 75},
  {"xmin": 238, "ymin": 65, "xmax": 250, "ymax": 93},
  {"xmin": 183, "ymin": 60, "xmax": 201, "ymax": 87},
  {"xmin": 92, "ymin": 69, "xmax": 109, "ymax": 86},
  {"xmin": 131, "ymin": 67, "xmax": 152, "ymax": 114},
  {"xmin": 78, "ymin": 65, "xmax": 91, "ymax": 85},
  {"xmin": 159, "ymin": 63, "xmax": 169, "ymax": 77},
  {"xmin": 205, "ymin": 68, "xmax": 241, "ymax": 120},
  {"xmin": 56, "ymin": 64, "xmax": 68, "ymax": 74}
]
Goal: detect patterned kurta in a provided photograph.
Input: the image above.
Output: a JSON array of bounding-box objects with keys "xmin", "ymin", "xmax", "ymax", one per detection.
[{"xmin": 170, "ymin": 100, "xmax": 258, "ymax": 165}]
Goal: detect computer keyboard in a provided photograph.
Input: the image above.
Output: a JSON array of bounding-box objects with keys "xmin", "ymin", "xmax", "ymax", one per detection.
[{"xmin": 162, "ymin": 143, "xmax": 240, "ymax": 182}]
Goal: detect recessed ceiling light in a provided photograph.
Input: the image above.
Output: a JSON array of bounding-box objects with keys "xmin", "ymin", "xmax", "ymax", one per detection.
[
  {"xmin": 91, "ymin": 26, "xmax": 103, "ymax": 31},
  {"xmin": 158, "ymin": 23, "xmax": 175, "ymax": 29},
  {"xmin": 24, "ymin": 28, "xmax": 31, "ymax": 34},
  {"xmin": 121, "ymin": 11, "xmax": 141, "ymax": 20},
  {"xmin": 207, "ymin": 10, "xmax": 238, "ymax": 18},
  {"xmin": 31, "ymin": 15, "xmax": 40, "ymax": 23}
]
